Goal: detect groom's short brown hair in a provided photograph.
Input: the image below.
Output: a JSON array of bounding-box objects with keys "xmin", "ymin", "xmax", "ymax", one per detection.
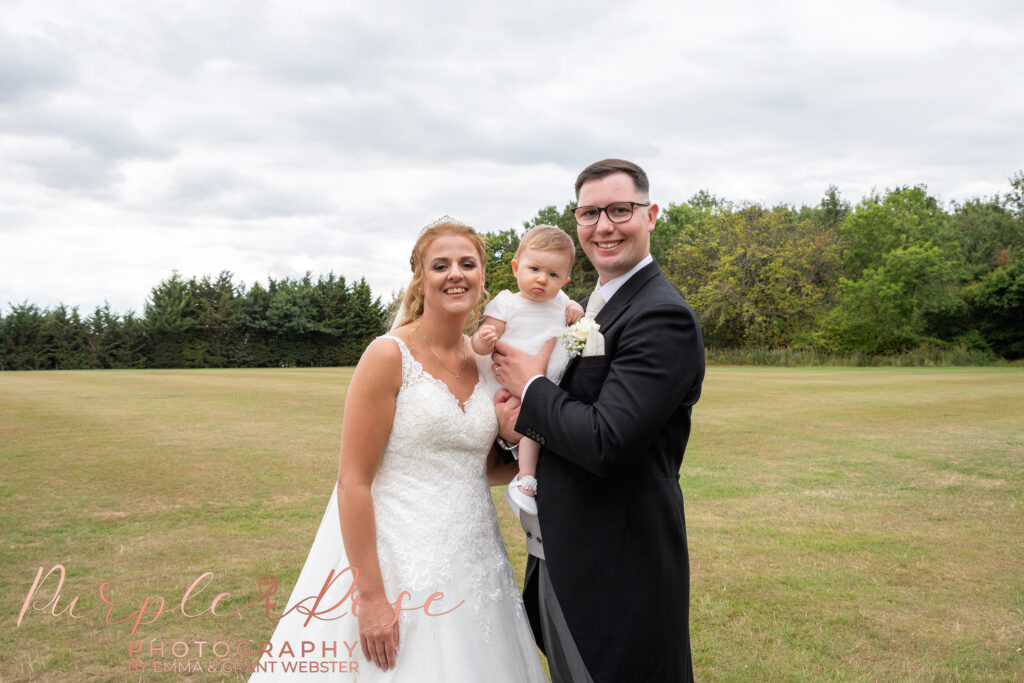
[{"xmin": 575, "ymin": 158, "xmax": 650, "ymax": 199}]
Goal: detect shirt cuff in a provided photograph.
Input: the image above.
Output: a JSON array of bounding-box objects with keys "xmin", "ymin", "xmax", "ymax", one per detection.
[{"xmin": 522, "ymin": 374, "xmax": 545, "ymax": 401}]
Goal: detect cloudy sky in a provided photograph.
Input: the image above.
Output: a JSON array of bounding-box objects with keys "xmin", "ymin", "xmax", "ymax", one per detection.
[{"xmin": 2, "ymin": 0, "xmax": 1022, "ymax": 315}]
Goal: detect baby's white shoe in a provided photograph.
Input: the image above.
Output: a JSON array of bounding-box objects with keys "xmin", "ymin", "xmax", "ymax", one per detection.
[{"xmin": 506, "ymin": 475, "xmax": 538, "ymax": 516}]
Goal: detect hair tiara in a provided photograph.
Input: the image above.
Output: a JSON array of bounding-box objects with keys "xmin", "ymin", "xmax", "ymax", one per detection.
[{"xmin": 420, "ymin": 214, "xmax": 468, "ymax": 235}]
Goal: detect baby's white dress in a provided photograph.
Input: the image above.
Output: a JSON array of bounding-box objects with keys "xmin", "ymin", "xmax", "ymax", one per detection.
[{"xmin": 477, "ymin": 290, "xmax": 572, "ymax": 397}]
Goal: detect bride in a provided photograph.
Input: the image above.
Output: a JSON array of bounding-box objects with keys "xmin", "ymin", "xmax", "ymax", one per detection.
[{"xmin": 250, "ymin": 219, "xmax": 546, "ymax": 681}]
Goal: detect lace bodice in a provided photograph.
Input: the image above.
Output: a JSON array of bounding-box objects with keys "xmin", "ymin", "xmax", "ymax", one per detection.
[{"xmin": 371, "ymin": 335, "xmax": 522, "ymax": 635}]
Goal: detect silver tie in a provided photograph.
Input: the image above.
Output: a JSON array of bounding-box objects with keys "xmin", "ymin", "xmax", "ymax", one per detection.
[{"xmin": 585, "ymin": 290, "xmax": 606, "ymax": 319}]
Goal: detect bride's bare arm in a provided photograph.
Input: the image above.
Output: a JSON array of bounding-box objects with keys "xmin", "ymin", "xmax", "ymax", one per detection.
[
  {"xmin": 487, "ymin": 388, "xmax": 521, "ymax": 486},
  {"xmin": 336, "ymin": 337, "xmax": 402, "ymax": 672}
]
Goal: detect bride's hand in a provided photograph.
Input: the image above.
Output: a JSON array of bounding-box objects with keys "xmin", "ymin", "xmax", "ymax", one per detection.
[
  {"xmin": 357, "ymin": 593, "xmax": 400, "ymax": 671},
  {"xmin": 494, "ymin": 389, "xmax": 523, "ymax": 443}
]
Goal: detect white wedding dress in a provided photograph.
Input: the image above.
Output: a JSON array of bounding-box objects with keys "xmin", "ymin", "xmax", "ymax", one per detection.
[{"xmin": 250, "ymin": 335, "xmax": 546, "ymax": 682}]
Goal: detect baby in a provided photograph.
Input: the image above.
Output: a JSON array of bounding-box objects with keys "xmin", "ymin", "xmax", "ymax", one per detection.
[{"xmin": 472, "ymin": 225, "xmax": 583, "ymax": 516}]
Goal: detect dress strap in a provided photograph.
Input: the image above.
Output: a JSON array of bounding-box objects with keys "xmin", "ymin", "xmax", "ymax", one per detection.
[
  {"xmin": 378, "ymin": 333, "xmax": 406, "ymax": 350},
  {"xmin": 377, "ymin": 334, "xmax": 418, "ymax": 388}
]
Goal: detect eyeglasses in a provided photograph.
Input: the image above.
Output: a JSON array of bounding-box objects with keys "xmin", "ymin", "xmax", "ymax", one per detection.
[{"xmin": 573, "ymin": 202, "xmax": 650, "ymax": 226}]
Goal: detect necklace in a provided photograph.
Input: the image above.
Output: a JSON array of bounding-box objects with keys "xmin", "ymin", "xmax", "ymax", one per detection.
[{"xmin": 419, "ymin": 326, "xmax": 467, "ymax": 379}]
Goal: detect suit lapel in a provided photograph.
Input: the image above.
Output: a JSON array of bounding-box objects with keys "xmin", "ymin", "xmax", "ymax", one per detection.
[
  {"xmin": 593, "ymin": 261, "xmax": 661, "ymax": 331},
  {"xmin": 562, "ymin": 261, "xmax": 662, "ymax": 382}
]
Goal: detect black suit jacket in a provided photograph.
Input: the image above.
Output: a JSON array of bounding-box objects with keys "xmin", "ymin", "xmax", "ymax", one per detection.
[{"xmin": 516, "ymin": 261, "xmax": 704, "ymax": 683}]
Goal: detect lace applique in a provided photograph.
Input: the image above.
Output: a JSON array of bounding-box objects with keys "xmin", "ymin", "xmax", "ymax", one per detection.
[{"xmin": 373, "ymin": 335, "xmax": 524, "ymax": 638}]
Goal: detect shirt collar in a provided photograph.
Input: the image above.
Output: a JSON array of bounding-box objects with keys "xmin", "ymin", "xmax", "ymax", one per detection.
[{"xmin": 593, "ymin": 254, "xmax": 654, "ymax": 304}]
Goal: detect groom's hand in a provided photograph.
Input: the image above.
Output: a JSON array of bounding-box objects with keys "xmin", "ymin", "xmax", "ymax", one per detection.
[{"xmin": 492, "ymin": 338, "xmax": 556, "ymax": 398}]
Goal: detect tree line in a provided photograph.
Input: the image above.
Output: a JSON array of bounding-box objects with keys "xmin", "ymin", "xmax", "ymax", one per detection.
[
  {"xmin": 2, "ymin": 173, "xmax": 1022, "ymax": 370},
  {"xmin": 0, "ymin": 273, "xmax": 388, "ymax": 370},
  {"xmin": 491, "ymin": 175, "xmax": 1023, "ymax": 361}
]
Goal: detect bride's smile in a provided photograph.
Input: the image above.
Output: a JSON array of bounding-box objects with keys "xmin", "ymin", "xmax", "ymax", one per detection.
[{"xmin": 419, "ymin": 235, "xmax": 483, "ymax": 315}]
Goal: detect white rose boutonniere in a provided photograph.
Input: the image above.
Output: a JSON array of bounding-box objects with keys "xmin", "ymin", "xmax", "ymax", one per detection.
[{"xmin": 563, "ymin": 318, "xmax": 604, "ymax": 358}]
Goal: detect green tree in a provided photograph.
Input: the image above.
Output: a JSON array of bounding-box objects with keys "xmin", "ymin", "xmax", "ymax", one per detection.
[
  {"xmin": 3, "ymin": 303, "xmax": 45, "ymax": 370},
  {"xmin": 1006, "ymin": 170, "xmax": 1024, "ymax": 221},
  {"xmin": 964, "ymin": 254, "xmax": 1024, "ymax": 358},
  {"xmin": 657, "ymin": 191, "xmax": 729, "ymax": 301},
  {"xmin": 119, "ymin": 311, "xmax": 150, "ymax": 368},
  {"xmin": 483, "ymin": 228, "xmax": 521, "ymax": 299},
  {"xmin": 188, "ymin": 272, "xmax": 239, "ymax": 367},
  {"xmin": 87, "ymin": 303, "xmax": 124, "ymax": 368},
  {"xmin": 39, "ymin": 305, "xmax": 90, "ymax": 369},
  {"xmin": 652, "ymin": 206, "xmax": 688, "ymax": 266},
  {"xmin": 341, "ymin": 277, "xmax": 388, "ymax": 364},
  {"xmin": 310, "ymin": 272, "xmax": 351, "ymax": 365},
  {"xmin": 942, "ymin": 196, "xmax": 1023, "ymax": 277},
  {"xmin": 666, "ymin": 204, "xmax": 840, "ymax": 348},
  {"xmin": 840, "ymin": 186, "xmax": 946, "ymax": 279},
  {"xmin": 235, "ymin": 280, "xmax": 273, "ymax": 367},
  {"xmin": 145, "ymin": 272, "xmax": 198, "ymax": 368},
  {"xmin": 264, "ymin": 277, "xmax": 321, "ymax": 366},
  {"xmin": 814, "ymin": 244, "xmax": 963, "ymax": 354},
  {"xmin": 798, "ymin": 185, "xmax": 856, "ymax": 233}
]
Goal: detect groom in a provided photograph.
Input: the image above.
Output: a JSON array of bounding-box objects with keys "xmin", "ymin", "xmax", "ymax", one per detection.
[{"xmin": 493, "ymin": 159, "xmax": 705, "ymax": 682}]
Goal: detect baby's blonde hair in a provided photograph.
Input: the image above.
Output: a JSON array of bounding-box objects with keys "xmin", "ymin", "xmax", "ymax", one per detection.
[{"xmin": 513, "ymin": 225, "xmax": 576, "ymax": 271}]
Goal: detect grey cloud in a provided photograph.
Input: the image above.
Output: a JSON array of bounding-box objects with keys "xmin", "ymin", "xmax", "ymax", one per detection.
[
  {"xmin": 166, "ymin": 167, "xmax": 250, "ymax": 204},
  {"xmin": 135, "ymin": 3, "xmax": 269, "ymax": 77},
  {"xmin": 1, "ymin": 107, "xmax": 172, "ymax": 162},
  {"xmin": 893, "ymin": 0, "xmax": 1024, "ymax": 20},
  {"xmin": 248, "ymin": 2, "xmax": 598, "ymax": 88},
  {"xmin": 262, "ymin": 16, "xmax": 401, "ymax": 87},
  {"xmin": 0, "ymin": 210, "xmax": 34, "ymax": 232},
  {"xmin": 221, "ymin": 191, "xmax": 331, "ymax": 221},
  {"xmin": 2, "ymin": 109, "xmax": 173, "ymax": 193},
  {"xmin": 294, "ymin": 90, "xmax": 626, "ymax": 168},
  {"xmin": 128, "ymin": 5, "xmax": 409, "ymax": 87},
  {"xmin": 284, "ymin": 228, "xmax": 384, "ymax": 269},
  {"xmin": 0, "ymin": 30, "xmax": 76, "ymax": 102},
  {"xmin": 17, "ymin": 146, "xmax": 122, "ymax": 191},
  {"xmin": 163, "ymin": 167, "xmax": 332, "ymax": 220}
]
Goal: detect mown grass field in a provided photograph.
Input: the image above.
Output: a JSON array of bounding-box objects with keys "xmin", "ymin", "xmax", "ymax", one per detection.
[{"xmin": 1, "ymin": 367, "xmax": 1021, "ymax": 681}]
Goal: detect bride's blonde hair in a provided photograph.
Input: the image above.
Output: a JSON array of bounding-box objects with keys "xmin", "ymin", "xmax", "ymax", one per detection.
[{"xmin": 393, "ymin": 220, "xmax": 489, "ymax": 330}]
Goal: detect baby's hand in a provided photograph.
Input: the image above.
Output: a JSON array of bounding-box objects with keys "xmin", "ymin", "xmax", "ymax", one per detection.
[
  {"xmin": 472, "ymin": 319, "xmax": 504, "ymax": 355},
  {"xmin": 565, "ymin": 301, "xmax": 585, "ymax": 325},
  {"xmin": 478, "ymin": 325, "xmax": 500, "ymax": 346}
]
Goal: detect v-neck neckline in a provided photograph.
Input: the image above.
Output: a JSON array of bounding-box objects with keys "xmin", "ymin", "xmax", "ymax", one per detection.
[{"xmin": 385, "ymin": 335, "xmax": 481, "ymax": 413}]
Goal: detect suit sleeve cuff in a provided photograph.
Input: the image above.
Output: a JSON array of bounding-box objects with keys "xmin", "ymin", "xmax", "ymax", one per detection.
[{"xmin": 521, "ymin": 374, "xmax": 545, "ymax": 401}]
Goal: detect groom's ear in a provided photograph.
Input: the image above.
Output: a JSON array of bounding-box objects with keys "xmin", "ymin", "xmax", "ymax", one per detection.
[{"xmin": 646, "ymin": 202, "xmax": 660, "ymax": 230}]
